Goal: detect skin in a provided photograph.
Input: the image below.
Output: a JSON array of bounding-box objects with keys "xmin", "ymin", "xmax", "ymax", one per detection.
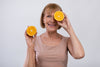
[
  {"xmin": 24, "ymin": 30, "xmax": 36, "ymax": 67},
  {"xmin": 57, "ymin": 13, "xmax": 85, "ymax": 59},
  {"xmin": 23, "ymin": 10, "xmax": 85, "ymax": 67}
]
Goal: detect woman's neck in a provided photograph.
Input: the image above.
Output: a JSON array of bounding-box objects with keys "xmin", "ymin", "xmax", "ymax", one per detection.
[{"xmin": 44, "ymin": 31, "xmax": 61, "ymax": 40}]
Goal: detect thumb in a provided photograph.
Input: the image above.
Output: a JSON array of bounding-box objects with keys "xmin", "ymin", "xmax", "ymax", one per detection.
[
  {"xmin": 32, "ymin": 32, "xmax": 37, "ymax": 44},
  {"xmin": 33, "ymin": 32, "xmax": 37, "ymax": 40},
  {"xmin": 34, "ymin": 32, "xmax": 37, "ymax": 37},
  {"xmin": 57, "ymin": 21, "xmax": 63, "ymax": 26}
]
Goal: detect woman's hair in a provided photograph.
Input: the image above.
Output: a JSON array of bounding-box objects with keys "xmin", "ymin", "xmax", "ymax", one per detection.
[{"xmin": 40, "ymin": 3, "xmax": 62, "ymax": 29}]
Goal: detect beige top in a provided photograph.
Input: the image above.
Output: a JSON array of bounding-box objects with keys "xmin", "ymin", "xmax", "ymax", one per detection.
[{"xmin": 34, "ymin": 36, "xmax": 68, "ymax": 67}]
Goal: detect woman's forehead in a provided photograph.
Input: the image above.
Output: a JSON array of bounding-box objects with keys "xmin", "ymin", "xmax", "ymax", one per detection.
[{"xmin": 44, "ymin": 8, "xmax": 60, "ymax": 14}]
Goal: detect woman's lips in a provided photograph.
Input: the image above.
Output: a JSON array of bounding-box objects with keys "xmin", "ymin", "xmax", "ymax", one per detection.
[{"xmin": 48, "ymin": 23, "xmax": 56, "ymax": 26}]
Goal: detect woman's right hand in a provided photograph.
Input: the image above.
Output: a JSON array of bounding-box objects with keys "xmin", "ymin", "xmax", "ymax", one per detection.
[{"xmin": 24, "ymin": 26, "xmax": 37, "ymax": 49}]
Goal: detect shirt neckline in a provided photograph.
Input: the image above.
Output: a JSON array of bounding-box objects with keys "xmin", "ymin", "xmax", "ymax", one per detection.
[{"xmin": 39, "ymin": 35, "xmax": 64, "ymax": 47}]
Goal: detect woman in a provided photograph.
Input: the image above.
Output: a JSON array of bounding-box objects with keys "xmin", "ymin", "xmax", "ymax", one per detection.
[{"xmin": 24, "ymin": 3, "xmax": 85, "ymax": 67}]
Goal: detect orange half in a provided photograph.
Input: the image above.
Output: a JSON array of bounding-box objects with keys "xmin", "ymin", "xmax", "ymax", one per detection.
[
  {"xmin": 54, "ymin": 11, "xmax": 64, "ymax": 21},
  {"xmin": 26, "ymin": 26, "xmax": 37, "ymax": 36}
]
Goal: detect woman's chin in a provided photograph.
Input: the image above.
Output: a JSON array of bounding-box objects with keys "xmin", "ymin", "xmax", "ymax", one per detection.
[{"xmin": 46, "ymin": 26, "xmax": 59, "ymax": 32}]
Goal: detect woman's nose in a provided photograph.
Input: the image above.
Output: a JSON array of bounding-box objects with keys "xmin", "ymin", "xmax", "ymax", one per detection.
[{"xmin": 51, "ymin": 17, "xmax": 56, "ymax": 23}]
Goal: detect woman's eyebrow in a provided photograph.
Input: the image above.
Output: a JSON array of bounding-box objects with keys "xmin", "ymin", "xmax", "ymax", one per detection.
[{"xmin": 45, "ymin": 13, "xmax": 51, "ymax": 15}]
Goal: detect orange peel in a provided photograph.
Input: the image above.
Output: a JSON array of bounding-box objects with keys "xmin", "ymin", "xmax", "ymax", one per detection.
[
  {"xmin": 54, "ymin": 11, "xmax": 64, "ymax": 21},
  {"xmin": 26, "ymin": 26, "xmax": 37, "ymax": 36}
]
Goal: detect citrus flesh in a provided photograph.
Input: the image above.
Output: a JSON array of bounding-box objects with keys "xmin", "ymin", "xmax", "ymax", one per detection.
[
  {"xmin": 26, "ymin": 26, "xmax": 37, "ymax": 36},
  {"xmin": 54, "ymin": 11, "xmax": 64, "ymax": 21}
]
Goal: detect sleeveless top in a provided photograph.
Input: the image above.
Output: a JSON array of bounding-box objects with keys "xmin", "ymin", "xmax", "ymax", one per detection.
[{"xmin": 34, "ymin": 36, "xmax": 69, "ymax": 67}]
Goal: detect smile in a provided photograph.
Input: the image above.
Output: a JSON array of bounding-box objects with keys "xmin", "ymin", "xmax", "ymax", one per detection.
[{"xmin": 48, "ymin": 23, "xmax": 56, "ymax": 26}]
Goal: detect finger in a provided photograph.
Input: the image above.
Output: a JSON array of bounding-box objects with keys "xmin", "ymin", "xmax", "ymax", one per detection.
[
  {"xmin": 63, "ymin": 13, "xmax": 71, "ymax": 25},
  {"xmin": 24, "ymin": 30, "xmax": 27, "ymax": 37},
  {"xmin": 25, "ymin": 26, "xmax": 29, "ymax": 35},
  {"xmin": 24, "ymin": 28, "xmax": 33, "ymax": 38},
  {"xmin": 57, "ymin": 21, "xmax": 63, "ymax": 26},
  {"xmin": 63, "ymin": 12, "xmax": 68, "ymax": 19},
  {"xmin": 34, "ymin": 32, "xmax": 37, "ymax": 38},
  {"xmin": 24, "ymin": 29, "xmax": 29, "ymax": 37},
  {"xmin": 63, "ymin": 13, "xmax": 70, "ymax": 23},
  {"xmin": 33, "ymin": 32, "xmax": 37, "ymax": 42},
  {"xmin": 25, "ymin": 26, "xmax": 30, "ymax": 36}
]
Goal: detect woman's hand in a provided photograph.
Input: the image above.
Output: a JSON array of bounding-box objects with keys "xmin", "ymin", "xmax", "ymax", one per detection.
[
  {"xmin": 24, "ymin": 26, "xmax": 37, "ymax": 49},
  {"xmin": 57, "ymin": 13, "xmax": 73, "ymax": 35}
]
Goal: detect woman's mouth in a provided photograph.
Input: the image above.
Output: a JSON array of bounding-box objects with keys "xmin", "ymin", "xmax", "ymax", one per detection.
[{"xmin": 48, "ymin": 23, "xmax": 56, "ymax": 26}]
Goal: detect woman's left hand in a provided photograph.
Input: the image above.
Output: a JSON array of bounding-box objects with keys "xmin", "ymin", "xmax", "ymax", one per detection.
[{"xmin": 57, "ymin": 13, "xmax": 73, "ymax": 35}]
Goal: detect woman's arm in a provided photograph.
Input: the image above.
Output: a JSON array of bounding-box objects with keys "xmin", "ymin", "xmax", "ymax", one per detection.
[
  {"xmin": 67, "ymin": 27, "xmax": 85, "ymax": 59},
  {"xmin": 23, "ymin": 47, "xmax": 36, "ymax": 67},
  {"xmin": 57, "ymin": 13, "xmax": 85, "ymax": 59},
  {"xmin": 24, "ymin": 28, "xmax": 37, "ymax": 67}
]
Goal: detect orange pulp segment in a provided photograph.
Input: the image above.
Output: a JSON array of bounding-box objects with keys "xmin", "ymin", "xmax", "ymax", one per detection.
[
  {"xmin": 26, "ymin": 26, "xmax": 37, "ymax": 36},
  {"xmin": 54, "ymin": 11, "xmax": 64, "ymax": 21}
]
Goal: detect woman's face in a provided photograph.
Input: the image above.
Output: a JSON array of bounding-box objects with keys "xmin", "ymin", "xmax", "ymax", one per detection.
[{"xmin": 43, "ymin": 10, "xmax": 60, "ymax": 32}]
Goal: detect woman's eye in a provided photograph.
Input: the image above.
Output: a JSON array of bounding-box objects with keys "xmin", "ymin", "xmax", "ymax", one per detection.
[{"xmin": 47, "ymin": 15, "xmax": 51, "ymax": 17}]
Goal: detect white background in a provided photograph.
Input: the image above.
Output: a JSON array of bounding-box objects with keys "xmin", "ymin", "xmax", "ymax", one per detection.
[{"xmin": 0, "ymin": 0, "xmax": 100, "ymax": 67}]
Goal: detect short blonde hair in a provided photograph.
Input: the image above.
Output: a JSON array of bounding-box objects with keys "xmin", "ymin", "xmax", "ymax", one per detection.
[{"xmin": 40, "ymin": 3, "xmax": 62, "ymax": 29}]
